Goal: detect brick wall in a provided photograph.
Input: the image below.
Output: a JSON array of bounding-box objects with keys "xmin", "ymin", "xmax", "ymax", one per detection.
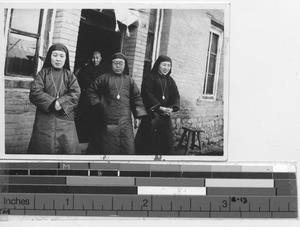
[
  {"xmin": 5, "ymin": 89, "xmax": 36, "ymax": 154},
  {"xmin": 4, "ymin": 9, "xmax": 7, "ymax": 30},
  {"xmin": 123, "ymin": 9, "xmax": 149, "ymax": 88},
  {"xmin": 215, "ymin": 40, "xmax": 225, "ymax": 102},
  {"xmin": 206, "ymin": 9, "xmax": 224, "ymax": 26},
  {"xmin": 160, "ymin": 9, "xmax": 224, "ymax": 146},
  {"xmin": 52, "ymin": 9, "xmax": 81, "ymax": 71}
]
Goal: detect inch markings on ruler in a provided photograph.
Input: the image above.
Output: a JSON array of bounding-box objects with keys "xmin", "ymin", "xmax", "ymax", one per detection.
[
  {"xmin": 0, "ymin": 194, "xmax": 296, "ymax": 218},
  {"xmin": 0, "ymin": 162, "xmax": 297, "ymax": 218}
]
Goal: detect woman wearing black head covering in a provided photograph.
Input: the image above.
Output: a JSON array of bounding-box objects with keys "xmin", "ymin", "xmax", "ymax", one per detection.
[
  {"xmin": 135, "ymin": 55, "xmax": 180, "ymax": 155},
  {"xmin": 27, "ymin": 43, "xmax": 81, "ymax": 154},
  {"xmin": 86, "ymin": 53, "xmax": 147, "ymax": 155},
  {"xmin": 75, "ymin": 50, "xmax": 108, "ymax": 143}
]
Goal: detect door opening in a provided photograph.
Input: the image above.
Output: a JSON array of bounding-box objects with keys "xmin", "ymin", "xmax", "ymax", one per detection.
[{"xmin": 74, "ymin": 9, "xmax": 124, "ymax": 72}]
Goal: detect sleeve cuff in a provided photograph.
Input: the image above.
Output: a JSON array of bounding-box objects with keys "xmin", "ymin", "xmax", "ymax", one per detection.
[
  {"xmin": 171, "ymin": 106, "xmax": 180, "ymax": 112},
  {"xmin": 45, "ymin": 98, "xmax": 56, "ymax": 112},
  {"xmin": 149, "ymin": 103, "xmax": 161, "ymax": 112}
]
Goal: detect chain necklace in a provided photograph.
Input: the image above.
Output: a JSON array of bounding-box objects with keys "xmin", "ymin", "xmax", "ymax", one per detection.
[
  {"xmin": 50, "ymin": 68, "xmax": 64, "ymax": 98},
  {"xmin": 113, "ymin": 75, "xmax": 124, "ymax": 99},
  {"xmin": 158, "ymin": 75, "xmax": 166, "ymax": 100}
]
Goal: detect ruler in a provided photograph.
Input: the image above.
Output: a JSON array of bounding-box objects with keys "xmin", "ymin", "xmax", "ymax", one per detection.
[{"xmin": 0, "ymin": 162, "xmax": 297, "ymax": 218}]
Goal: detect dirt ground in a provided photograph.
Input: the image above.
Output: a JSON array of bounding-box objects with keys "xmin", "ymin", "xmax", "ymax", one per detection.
[
  {"xmin": 175, "ymin": 143, "xmax": 224, "ymax": 156},
  {"xmin": 79, "ymin": 142, "xmax": 223, "ymax": 156}
]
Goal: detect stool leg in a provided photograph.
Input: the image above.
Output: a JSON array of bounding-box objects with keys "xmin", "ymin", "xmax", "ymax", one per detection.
[
  {"xmin": 191, "ymin": 132, "xmax": 196, "ymax": 150},
  {"xmin": 197, "ymin": 132, "xmax": 202, "ymax": 151},
  {"xmin": 185, "ymin": 131, "xmax": 192, "ymax": 155},
  {"xmin": 176, "ymin": 129, "xmax": 187, "ymax": 149}
]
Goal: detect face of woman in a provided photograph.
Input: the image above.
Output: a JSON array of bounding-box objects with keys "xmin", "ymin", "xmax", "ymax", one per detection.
[
  {"xmin": 92, "ymin": 52, "xmax": 102, "ymax": 66},
  {"xmin": 112, "ymin": 59, "xmax": 125, "ymax": 74},
  {"xmin": 158, "ymin": 61, "xmax": 171, "ymax": 75},
  {"xmin": 51, "ymin": 50, "xmax": 66, "ymax": 69}
]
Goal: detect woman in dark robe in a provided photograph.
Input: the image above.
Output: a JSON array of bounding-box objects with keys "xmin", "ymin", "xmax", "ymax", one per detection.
[
  {"xmin": 75, "ymin": 51, "xmax": 107, "ymax": 143},
  {"xmin": 27, "ymin": 43, "xmax": 81, "ymax": 154},
  {"xmin": 135, "ymin": 55, "xmax": 180, "ymax": 155},
  {"xmin": 86, "ymin": 53, "xmax": 147, "ymax": 155}
]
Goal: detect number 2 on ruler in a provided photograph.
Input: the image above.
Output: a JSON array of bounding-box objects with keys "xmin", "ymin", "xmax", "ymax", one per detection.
[{"xmin": 142, "ymin": 199, "xmax": 148, "ymax": 207}]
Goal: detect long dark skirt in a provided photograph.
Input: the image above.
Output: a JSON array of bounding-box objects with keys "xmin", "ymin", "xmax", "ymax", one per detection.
[
  {"xmin": 135, "ymin": 114, "xmax": 175, "ymax": 155},
  {"xmin": 75, "ymin": 93, "xmax": 99, "ymax": 143},
  {"xmin": 28, "ymin": 112, "xmax": 80, "ymax": 154},
  {"xmin": 86, "ymin": 118, "xmax": 136, "ymax": 155}
]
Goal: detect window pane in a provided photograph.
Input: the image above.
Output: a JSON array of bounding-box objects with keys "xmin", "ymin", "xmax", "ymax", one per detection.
[
  {"xmin": 145, "ymin": 32, "xmax": 154, "ymax": 61},
  {"xmin": 143, "ymin": 61, "xmax": 152, "ymax": 79},
  {"xmin": 203, "ymin": 31, "xmax": 220, "ymax": 96},
  {"xmin": 11, "ymin": 9, "xmax": 40, "ymax": 34},
  {"xmin": 6, "ymin": 33, "xmax": 37, "ymax": 76},
  {"xmin": 208, "ymin": 54, "xmax": 216, "ymax": 74},
  {"xmin": 206, "ymin": 74, "xmax": 215, "ymax": 94},
  {"xmin": 210, "ymin": 33, "xmax": 219, "ymax": 54},
  {"xmin": 148, "ymin": 9, "xmax": 157, "ymax": 32}
]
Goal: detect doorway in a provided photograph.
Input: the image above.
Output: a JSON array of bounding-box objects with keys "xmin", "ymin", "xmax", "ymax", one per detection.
[{"xmin": 74, "ymin": 9, "xmax": 124, "ymax": 72}]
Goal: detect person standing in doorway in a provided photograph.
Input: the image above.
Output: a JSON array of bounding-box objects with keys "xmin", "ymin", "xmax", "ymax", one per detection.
[
  {"xmin": 86, "ymin": 53, "xmax": 147, "ymax": 155},
  {"xmin": 135, "ymin": 55, "xmax": 180, "ymax": 155},
  {"xmin": 27, "ymin": 43, "xmax": 81, "ymax": 154},
  {"xmin": 75, "ymin": 50, "xmax": 107, "ymax": 143}
]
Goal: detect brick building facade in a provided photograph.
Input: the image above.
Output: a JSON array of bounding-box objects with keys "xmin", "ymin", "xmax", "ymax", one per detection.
[{"xmin": 3, "ymin": 8, "xmax": 226, "ymax": 154}]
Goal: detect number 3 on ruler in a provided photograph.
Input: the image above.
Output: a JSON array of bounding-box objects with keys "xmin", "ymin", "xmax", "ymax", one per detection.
[{"xmin": 222, "ymin": 200, "xmax": 228, "ymax": 208}]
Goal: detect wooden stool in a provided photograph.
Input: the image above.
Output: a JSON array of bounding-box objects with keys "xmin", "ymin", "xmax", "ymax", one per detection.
[{"xmin": 176, "ymin": 126, "xmax": 205, "ymax": 155}]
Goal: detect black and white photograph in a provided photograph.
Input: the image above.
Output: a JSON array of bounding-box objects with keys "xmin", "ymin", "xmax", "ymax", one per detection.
[
  {"xmin": 1, "ymin": 0, "xmax": 300, "ymax": 227},
  {"xmin": 1, "ymin": 4, "xmax": 229, "ymax": 161}
]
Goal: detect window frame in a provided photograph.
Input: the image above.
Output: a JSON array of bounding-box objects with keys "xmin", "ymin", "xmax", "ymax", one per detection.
[
  {"xmin": 4, "ymin": 9, "xmax": 44, "ymax": 78},
  {"xmin": 202, "ymin": 26, "xmax": 223, "ymax": 100},
  {"xmin": 143, "ymin": 9, "xmax": 158, "ymax": 79}
]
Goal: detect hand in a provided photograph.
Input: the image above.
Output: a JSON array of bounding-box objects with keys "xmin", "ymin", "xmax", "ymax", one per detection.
[
  {"xmin": 159, "ymin": 106, "xmax": 171, "ymax": 116},
  {"xmin": 134, "ymin": 118, "xmax": 141, "ymax": 129},
  {"xmin": 54, "ymin": 100, "xmax": 62, "ymax": 111},
  {"xmin": 165, "ymin": 107, "xmax": 173, "ymax": 114}
]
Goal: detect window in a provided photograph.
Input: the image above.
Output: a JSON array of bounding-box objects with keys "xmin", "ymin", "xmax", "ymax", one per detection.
[
  {"xmin": 5, "ymin": 9, "xmax": 43, "ymax": 77},
  {"xmin": 143, "ymin": 9, "xmax": 157, "ymax": 78},
  {"xmin": 202, "ymin": 26, "xmax": 223, "ymax": 100}
]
